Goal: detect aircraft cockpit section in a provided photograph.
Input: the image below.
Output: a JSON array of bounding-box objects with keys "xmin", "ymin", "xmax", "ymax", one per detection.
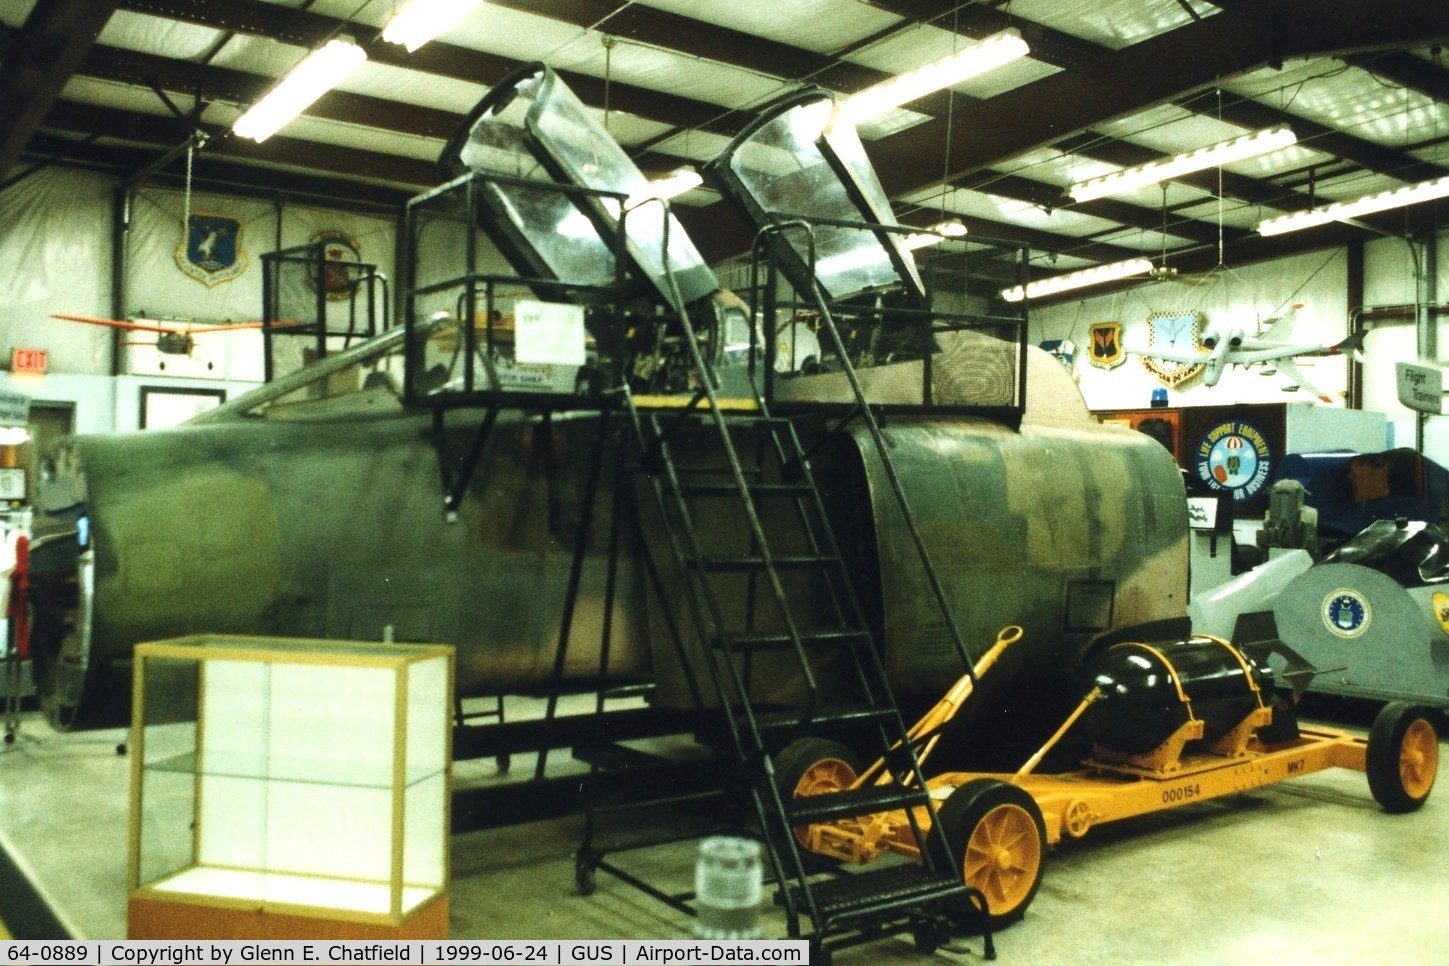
[
  {"xmin": 704, "ymin": 88, "xmax": 1030, "ymax": 418},
  {"xmin": 21, "ymin": 53, "xmax": 1185, "ymax": 743},
  {"xmin": 706, "ymin": 89, "xmax": 926, "ymax": 307},
  {"xmin": 439, "ymin": 61, "xmax": 717, "ymax": 311},
  {"xmin": 407, "ymin": 62, "xmax": 737, "ymax": 406},
  {"xmin": 433, "ymin": 65, "xmax": 620, "ymax": 298}
]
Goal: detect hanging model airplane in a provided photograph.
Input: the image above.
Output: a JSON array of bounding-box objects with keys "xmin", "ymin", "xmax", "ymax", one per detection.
[
  {"xmin": 49, "ymin": 313, "xmax": 300, "ymax": 357},
  {"xmin": 1127, "ymin": 316, "xmax": 1365, "ymax": 403}
]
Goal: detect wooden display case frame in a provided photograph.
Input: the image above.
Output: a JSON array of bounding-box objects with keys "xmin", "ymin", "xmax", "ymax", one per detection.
[{"xmin": 126, "ymin": 634, "xmax": 454, "ymax": 939}]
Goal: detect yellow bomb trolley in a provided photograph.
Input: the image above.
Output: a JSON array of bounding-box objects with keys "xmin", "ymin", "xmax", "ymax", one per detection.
[{"xmin": 773, "ymin": 626, "xmax": 1440, "ymax": 930}]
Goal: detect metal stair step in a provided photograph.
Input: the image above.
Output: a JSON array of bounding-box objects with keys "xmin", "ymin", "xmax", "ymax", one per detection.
[
  {"xmin": 755, "ymin": 705, "xmax": 898, "ymax": 732},
  {"xmin": 714, "ymin": 628, "xmax": 871, "ymax": 653},
  {"xmin": 667, "ymin": 464, "xmax": 768, "ymax": 482},
  {"xmin": 680, "ymin": 482, "xmax": 813, "ymax": 498},
  {"xmin": 789, "ymin": 865, "xmax": 966, "ymax": 928},
  {"xmin": 649, "ymin": 413, "xmax": 794, "ymax": 432},
  {"xmin": 688, "ymin": 414, "xmax": 793, "ymax": 431},
  {"xmin": 785, "ymin": 784, "xmax": 930, "ymax": 825},
  {"xmin": 696, "ymin": 554, "xmax": 840, "ymax": 572}
]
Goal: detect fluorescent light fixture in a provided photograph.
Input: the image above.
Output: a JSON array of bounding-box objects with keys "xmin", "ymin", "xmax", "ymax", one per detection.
[
  {"xmin": 840, "ymin": 29, "xmax": 1029, "ymax": 124},
  {"xmin": 1001, "ymin": 257, "xmax": 1153, "ymax": 302},
  {"xmin": 1068, "ymin": 126, "xmax": 1298, "ymax": 203},
  {"xmin": 903, "ymin": 219, "xmax": 967, "ymax": 250},
  {"xmin": 383, "ymin": 0, "xmax": 484, "ymax": 52},
  {"xmin": 819, "ymin": 220, "xmax": 967, "ymax": 273},
  {"xmin": 627, "ymin": 167, "xmax": 704, "ymax": 208},
  {"xmin": 233, "ymin": 39, "xmax": 367, "ymax": 143},
  {"xmin": 1258, "ymin": 174, "xmax": 1449, "ymax": 235}
]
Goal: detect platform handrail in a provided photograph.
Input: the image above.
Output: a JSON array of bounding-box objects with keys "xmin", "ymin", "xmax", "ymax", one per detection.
[{"xmin": 750, "ymin": 219, "xmax": 981, "ymax": 681}]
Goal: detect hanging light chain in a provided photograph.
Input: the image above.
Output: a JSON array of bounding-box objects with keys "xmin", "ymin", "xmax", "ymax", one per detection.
[
  {"xmin": 183, "ymin": 139, "xmax": 195, "ymax": 238},
  {"xmin": 602, "ymin": 34, "xmax": 616, "ymax": 131}
]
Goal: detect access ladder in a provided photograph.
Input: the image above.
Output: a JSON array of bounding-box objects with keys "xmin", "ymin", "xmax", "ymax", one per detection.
[{"xmin": 613, "ymin": 294, "xmax": 991, "ymax": 961}]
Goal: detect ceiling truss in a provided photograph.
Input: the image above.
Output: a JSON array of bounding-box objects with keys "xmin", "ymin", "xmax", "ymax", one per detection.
[{"xmin": 2, "ymin": 0, "xmax": 1448, "ymax": 305}]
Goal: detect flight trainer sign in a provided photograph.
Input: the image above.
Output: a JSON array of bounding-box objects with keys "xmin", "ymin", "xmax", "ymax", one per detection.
[
  {"xmin": 1396, "ymin": 361, "xmax": 1443, "ymax": 415},
  {"xmin": 1196, "ymin": 418, "xmax": 1272, "ymax": 502}
]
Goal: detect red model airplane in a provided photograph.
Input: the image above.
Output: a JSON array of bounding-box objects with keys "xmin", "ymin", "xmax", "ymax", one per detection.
[{"xmin": 50, "ymin": 314, "xmax": 300, "ymax": 356}]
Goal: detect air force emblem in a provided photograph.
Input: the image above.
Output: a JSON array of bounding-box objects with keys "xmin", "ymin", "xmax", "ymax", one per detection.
[
  {"xmin": 1088, "ymin": 322, "xmax": 1125, "ymax": 369},
  {"xmin": 1142, "ymin": 309, "xmax": 1206, "ymax": 388},
  {"xmin": 176, "ymin": 213, "xmax": 246, "ymax": 287},
  {"xmin": 309, "ymin": 229, "xmax": 364, "ymax": 301}
]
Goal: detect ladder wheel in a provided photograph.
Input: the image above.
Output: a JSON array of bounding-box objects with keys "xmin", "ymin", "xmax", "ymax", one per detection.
[
  {"xmin": 1367, "ymin": 702, "xmax": 1439, "ymax": 813},
  {"xmin": 773, "ymin": 737, "xmax": 861, "ymax": 846},
  {"xmin": 930, "ymin": 778, "xmax": 1045, "ymax": 931}
]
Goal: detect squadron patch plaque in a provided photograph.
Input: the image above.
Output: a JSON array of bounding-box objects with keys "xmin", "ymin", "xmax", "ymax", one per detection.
[
  {"xmin": 1141, "ymin": 309, "xmax": 1205, "ymax": 388},
  {"xmin": 176, "ymin": 213, "xmax": 246, "ymax": 287},
  {"xmin": 309, "ymin": 229, "xmax": 364, "ymax": 301},
  {"xmin": 1195, "ymin": 418, "xmax": 1272, "ymax": 502},
  {"xmin": 1088, "ymin": 322, "xmax": 1125, "ymax": 369}
]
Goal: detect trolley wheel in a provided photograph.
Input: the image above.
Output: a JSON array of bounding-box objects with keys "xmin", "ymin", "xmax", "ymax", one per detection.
[
  {"xmin": 1366, "ymin": 701, "xmax": 1439, "ymax": 813},
  {"xmin": 772, "ymin": 738, "xmax": 862, "ymax": 846},
  {"xmin": 575, "ymin": 858, "xmax": 596, "ymax": 896},
  {"xmin": 929, "ymin": 778, "xmax": 1046, "ymax": 931}
]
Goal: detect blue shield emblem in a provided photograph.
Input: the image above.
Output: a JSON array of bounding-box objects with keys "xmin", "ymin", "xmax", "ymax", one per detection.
[{"xmin": 176, "ymin": 213, "xmax": 246, "ymax": 286}]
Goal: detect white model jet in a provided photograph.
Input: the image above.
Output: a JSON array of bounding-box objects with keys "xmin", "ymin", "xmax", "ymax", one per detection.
[{"xmin": 1128, "ymin": 316, "xmax": 1364, "ymax": 402}]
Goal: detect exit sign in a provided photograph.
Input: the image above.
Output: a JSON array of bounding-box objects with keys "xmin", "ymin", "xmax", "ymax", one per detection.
[{"xmin": 11, "ymin": 348, "xmax": 47, "ymax": 374}]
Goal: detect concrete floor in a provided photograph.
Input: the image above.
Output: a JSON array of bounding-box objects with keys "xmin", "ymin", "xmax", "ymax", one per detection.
[{"xmin": 2, "ymin": 701, "xmax": 1448, "ymax": 964}]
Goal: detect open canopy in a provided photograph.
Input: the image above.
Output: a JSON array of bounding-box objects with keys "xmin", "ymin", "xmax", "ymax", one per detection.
[
  {"xmin": 706, "ymin": 90, "xmax": 926, "ymax": 307},
  {"xmin": 440, "ymin": 63, "xmax": 717, "ymax": 312}
]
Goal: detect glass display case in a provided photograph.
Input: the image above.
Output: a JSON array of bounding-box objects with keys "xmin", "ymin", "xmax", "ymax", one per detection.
[{"xmin": 126, "ymin": 635, "xmax": 453, "ymax": 939}]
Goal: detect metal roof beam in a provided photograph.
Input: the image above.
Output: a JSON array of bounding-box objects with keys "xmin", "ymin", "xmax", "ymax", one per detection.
[
  {"xmin": 80, "ymin": 45, "xmax": 460, "ymax": 140},
  {"xmin": 22, "ymin": 131, "xmax": 414, "ymax": 211},
  {"xmin": 43, "ymin": 100, "xmax": 442, "ymax": 188},
  {"xmin": 866, "ymin": 0, "xmax": 1449, "ymax": 196},
  {"xmin": 76, "ymin": 45, "xmax": 735, "ymax": 187},
  {"xmin": 1345, "ymin": 50, "xmax": 1449, "ymax": 105},
  {"xmin": 116, "ymin": 0, "xmax": 748, "ymax": 137},
  {"xmin": 895, "ymin": 208, "xmax": 1146, "ymax": 265},
  {"xmin": 858, "ymin": 6, "xmax": 1322, "ymax": 223},
  {"xmin": 487, "ymin": 0, "xmax": 887, "ymax": 90},
  {"xmin": 1032, "ymin": 206, "xmax": 1444, "ymax": 306},
  {"xmin": 483, "ymin": 0, "xmax": 975, "ymax": 120},
  {"xmin": 0, "ymin": 0, "xmax": 119, "ymax": 178},
  {"xmin": 1193, "ymin": 92, "xmax": 1449, "ymax": 182},
  {"xmin": 1050, "ymin": 131, "xmax": 1306, "ymax": 210},
  {"xmin": 955, "ymin": 170, "xmax": 1241, "ymax": 246},
  {"xmin": 862, "ymin": 0, "xmax": 1111, "ymax": 71}
]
